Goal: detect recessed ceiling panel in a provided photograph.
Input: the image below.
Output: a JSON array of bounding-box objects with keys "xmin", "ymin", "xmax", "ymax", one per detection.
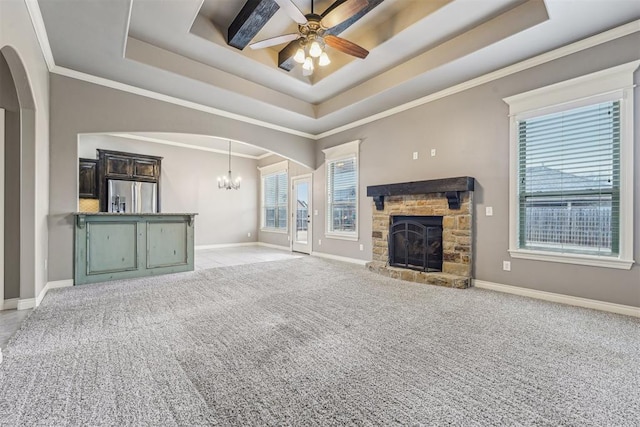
[{"xmin": 38, "ymin": 0, "xmax": 640, "ymax": 136}]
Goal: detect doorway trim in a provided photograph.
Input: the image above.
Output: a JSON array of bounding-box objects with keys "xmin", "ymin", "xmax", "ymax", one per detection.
[
  {"xmin": 0, "ymin": 108, "xmax": 4, "ymax": 307},
  {"xmin": 291, "ymin": 173, "xmax": 312, "ymax": 254},
  {"xmin": 1, "ymin": 46, "xmax": 38, "ymax": 308}
]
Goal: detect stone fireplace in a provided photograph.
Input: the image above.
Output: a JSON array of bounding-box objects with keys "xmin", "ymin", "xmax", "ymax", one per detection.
[{"xmin": 366, "ymin": 177, "xmax": 474, "ymax": 288}]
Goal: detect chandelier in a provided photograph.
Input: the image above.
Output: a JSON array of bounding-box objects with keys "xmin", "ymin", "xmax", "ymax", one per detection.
[{"xmin": 218, "ymin": 141, "xmax": 241, "ymax": 190}]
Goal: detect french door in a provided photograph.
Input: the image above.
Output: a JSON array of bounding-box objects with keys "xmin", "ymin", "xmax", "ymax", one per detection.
[{"xmin": 291, "ymin": 175, "xmax": 312, "ymax": 254}]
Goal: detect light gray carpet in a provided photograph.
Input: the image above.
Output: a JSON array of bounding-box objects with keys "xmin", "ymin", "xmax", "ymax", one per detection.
[{"xmin": 0, "ymin": 257, "xmax": 638, "ymax": 426}]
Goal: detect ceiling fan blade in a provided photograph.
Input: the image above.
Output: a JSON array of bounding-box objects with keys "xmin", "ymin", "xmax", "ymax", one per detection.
[
  {"xmin": 324, "ymin": 35, "xmax": 368, "ymax": 59},
  {"xmin": 273, "ymin": 0, "xmax": 308, "ymax": 25},
  {"xmin": 321, "ymin": 0, "xmax": 368, "ymax": 29},
  {"xmin": 249, "ymin": 33, "xmax": 300, "ymax": 50}
]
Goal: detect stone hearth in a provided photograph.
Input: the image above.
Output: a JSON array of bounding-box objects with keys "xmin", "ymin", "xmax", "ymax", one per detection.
[{"xmin": 366, "ymin": 178, "xmax": 474, "ymax": 288}]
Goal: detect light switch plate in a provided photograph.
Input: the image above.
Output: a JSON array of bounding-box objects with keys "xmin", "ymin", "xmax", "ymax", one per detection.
[
  {"xmin": 485, "ymin": 206, "xmax": 493, "ymax": 216},
  {"xmin": 431, "ymin": 148, "xmax": 436, "ymax": 157}
]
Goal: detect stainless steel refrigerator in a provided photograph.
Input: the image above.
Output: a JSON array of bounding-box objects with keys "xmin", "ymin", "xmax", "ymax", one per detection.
[{"xmin": 107, "ymin": 179, "xmax": 158, "ymax": 213}]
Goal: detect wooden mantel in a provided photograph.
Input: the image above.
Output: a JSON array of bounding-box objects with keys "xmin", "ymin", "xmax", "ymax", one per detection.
[{"xmin": 366, "ymin": 176, "xmax": 475, "ymax": 210}]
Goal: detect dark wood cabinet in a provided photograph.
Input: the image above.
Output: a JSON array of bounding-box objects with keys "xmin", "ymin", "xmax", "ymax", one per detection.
[
  {"xmin": 104, "ymin": 154, "xmax": 133, "ymax": 178},
  {"xmin": 132, "ymin": 158, "xmax": 158, "ymax": 180},
  {"xmin": 78, "ymin": 158, "xmax": 98, "ymax": 198},
  {"xmin": 97, "ymin": 149, "xmax": 163, "ymax": 212}
]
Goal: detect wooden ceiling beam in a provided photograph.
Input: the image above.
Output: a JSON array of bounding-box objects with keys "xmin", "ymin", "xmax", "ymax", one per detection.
[
  {"xmin": 278, "ymin": 0, "xmax": 384, "ymax": 71},
  {"xmin": 228, "ymin": 0, "xmax": 280, "ymax": 50}
]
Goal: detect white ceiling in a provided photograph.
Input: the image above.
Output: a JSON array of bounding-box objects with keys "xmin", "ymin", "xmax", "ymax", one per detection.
[{"xmin": 38, "ymin": 0, "xmax": 640, "ymax": 136}]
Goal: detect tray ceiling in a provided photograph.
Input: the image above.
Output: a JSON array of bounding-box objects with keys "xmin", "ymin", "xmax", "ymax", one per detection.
[{"xmin": 38, "ymin": 0, "xmax": 640, "ymax": 135}]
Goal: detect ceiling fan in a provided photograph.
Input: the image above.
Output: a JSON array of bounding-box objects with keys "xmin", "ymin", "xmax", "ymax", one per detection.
[{"xmin": 249, "ymin": 0, "xmax": 370, "ymax": 76}]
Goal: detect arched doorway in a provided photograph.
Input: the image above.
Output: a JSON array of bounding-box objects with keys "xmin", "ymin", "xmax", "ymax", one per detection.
[{"xmin": 0, "ymin": 46, "xmax": 36, "ymax": 309}]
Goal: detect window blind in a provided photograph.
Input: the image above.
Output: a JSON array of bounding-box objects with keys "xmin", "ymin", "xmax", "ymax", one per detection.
[
  {"xmin": 327, "ymin": 157, "xmax": 357, "ymax": 233},
  {"xmin": 518, "ymin": 100, "xmax": 620, "ymax": 255},
  {"xmin": 263, "ymin": 171, "xmax": 287, "ymax": 229}
]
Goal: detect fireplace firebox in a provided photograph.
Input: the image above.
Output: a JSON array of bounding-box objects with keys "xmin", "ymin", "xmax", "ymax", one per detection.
[{"xmin": 389, "ymin": 216, "xmax": 443, "ymax": 272}]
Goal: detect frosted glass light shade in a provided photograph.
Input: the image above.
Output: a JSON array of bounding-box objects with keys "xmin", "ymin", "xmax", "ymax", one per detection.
[
  {"xmin": 302, "ymin": 56, "xmax": 314, "ymax": 71},
  {"xmin": 309, "ymin": 41, "xmax": 322, "ymax": 58},
  {"xmin": 293, "ymin": 48, "xmax": 306, "ymax": 64},
  {"xmin": 319, "ymin": 52, "xmax": 330, "ymax": 66}
]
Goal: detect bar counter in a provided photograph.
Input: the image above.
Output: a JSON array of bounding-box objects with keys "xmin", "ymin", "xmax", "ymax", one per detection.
[{"xmin": 73, "ymin": 212, "xmax": 196, "ymax": 285}]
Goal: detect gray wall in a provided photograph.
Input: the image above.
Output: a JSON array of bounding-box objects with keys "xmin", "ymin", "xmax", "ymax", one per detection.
[
  {"xmin": 0, "ymin": 54, "xmax": 20, "ymax": 299},
  {"xmin": 79, "ymin": 134, "xmax": 259, "ymax": 247},
  {"xmin": 1, "ymin": 0, "xmax": 51, "ymax": 301},
  {"xmin": 257, "ymin": 154, "xmax": 313, "ymax": 248},
  {"xmin": 314, "ymin": 34, "xmax": 640, "ymax": 307},
  {"xmin": 49, "ymin": 74, "xmax": 315, "ymax": 281}
]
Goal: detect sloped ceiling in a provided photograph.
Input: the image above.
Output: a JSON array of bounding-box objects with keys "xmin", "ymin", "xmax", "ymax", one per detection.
[{"xmin": 38, "ymin": 0, "xmax": 640, "ymax": 136}]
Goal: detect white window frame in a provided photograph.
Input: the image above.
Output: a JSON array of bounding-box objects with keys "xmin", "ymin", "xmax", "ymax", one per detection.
[
  {"xmin": 504, "ymin": 61, "xmax": 638, "ymax": 270},
  {"xmin": 323, "ymin": 140, "xmax": 360, "ymax": 241},
  {"xmin": 259, "ymin": 160, "xmax": 288, "ymax": 234}
]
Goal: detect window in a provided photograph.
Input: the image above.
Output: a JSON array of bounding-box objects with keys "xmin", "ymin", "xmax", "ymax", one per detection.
[
  {"xmin": 260, "ymin": 161, "xmax": 288, "ymax": 232},
  {"xmin": 323, "ymin": 140, "xmax": 360, "ymax": 240},
  {"xmin": 504, "ymin": 61, "xmax": 637, "ymax": 269},
  {"xmin": 517, "ymin": 101, "xmax": 619, "ymax": 255}
]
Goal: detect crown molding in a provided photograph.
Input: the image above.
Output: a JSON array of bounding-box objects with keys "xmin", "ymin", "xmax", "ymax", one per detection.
[
  {"xmin": 121, "ymin": 0, "xmax": 133, "ymax": 59},
  {"xmin": 102, "ymin": 133, "xmax": 270, "ymax": 160},
  {"xmin": 24, "ymin": 0, "xmax": 55, "ymax": 70},
  {"xmin": 24, "ymin": 0, "xmax": 640, "ymax": 140},
  {"xmin": 51, "ymin": 65, "xmax": 317, "ymax": 139},
  {"xmin": 315, "ymin": 19, "xmax": 640, "ymax": 139}
]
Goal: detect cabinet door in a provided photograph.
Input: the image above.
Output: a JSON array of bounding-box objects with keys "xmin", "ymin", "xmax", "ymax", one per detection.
[
  {"xmin": 105, "ymin": 154, "xmax": 133, "ymax": 178},
  {"xmin": 79, "ymin": 159, "xmax": 98, "ymax": 198},
  {"xmin": 133, "ymin": 158, "xmax": 158, "ymax": 180}
]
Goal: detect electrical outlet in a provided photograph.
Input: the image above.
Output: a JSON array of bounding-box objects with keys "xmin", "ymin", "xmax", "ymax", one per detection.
[
  {"xmin": 247, "ymin": 232, "xmax": 251, "ymax": 237},
  {"xmin": 412, "ymin": 151, "xmax": 418, "ymax": 160},
  {"xmin": 359, "ymin": 244, "xmax": 364, "ymax": 251},
  {"xmin": 431, "ymin": 148, "xmax": 436, "ymax": 157},
  {"xmin": 318, "ymin": 239, "xmax": 322, "ymax": 246},
  {"xmin": 485, "ymin": 206, "xmax": 493, "ymax": 216},
  {"xmin": 503, "ymin": 261, "xmax": 511, "ymax": 271},
  {"xmin": 314, "ymin": 210, "xmax": 318, "ymax": 216}
]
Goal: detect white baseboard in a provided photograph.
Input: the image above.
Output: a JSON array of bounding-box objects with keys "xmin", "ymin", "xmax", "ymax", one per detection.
[
  {"xmin": 256, "ymin": 242, "xmax": 290, "ymax": 251},
  {"xmin": 36, "ymin": 279, "xmax": 74, "ymax": 307},
  {"xmin": 195, "ymin": 242, "xmax": 256, "ymax": 250},
  {"xmin": 473, "ymin": 280, "xmax": 640, "ymax": 318},
  {"xmin": 311, "ymin": 251, "xmax": 368, "ymax": 266},
  {"xmin": 17, "ymin": 298, "xmax": 35, "ymax": 310},
  {"xmin": 1, "ymin": 298, "xmax": 18, "ymax": 310}
]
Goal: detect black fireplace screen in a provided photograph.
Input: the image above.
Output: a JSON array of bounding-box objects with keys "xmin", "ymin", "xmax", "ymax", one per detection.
[{"xmin": 389, "ymin": 216, "xmax": 443, "ymax": 272}]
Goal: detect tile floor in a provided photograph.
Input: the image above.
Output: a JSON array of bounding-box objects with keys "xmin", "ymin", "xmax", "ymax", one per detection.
[
  {"xmin": 195, "ymin": 245, "xmax": 304, "ymax": 270},
  {"xmin": 0, "ymin": 309, "xmax": 32, "ymax": 352},
  {"xmin": 0, "ymin": 246, "xmax": 304, "ymax": 353}
]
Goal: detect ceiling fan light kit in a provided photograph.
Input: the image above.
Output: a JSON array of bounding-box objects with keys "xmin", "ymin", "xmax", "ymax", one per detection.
[{"xmin": 249, "ymin": 0, "xmax": 370, "ymax": 77}]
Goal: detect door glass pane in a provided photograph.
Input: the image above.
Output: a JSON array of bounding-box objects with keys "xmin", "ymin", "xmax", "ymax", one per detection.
[{"xmin": 295, "ymin": 182, "xmax": 309, "ymax": 244}]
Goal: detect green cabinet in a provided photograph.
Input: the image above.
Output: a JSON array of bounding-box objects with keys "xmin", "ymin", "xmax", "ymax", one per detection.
[{"xmin": 74, "ymin": 213, "xmax": 196, "ymax": 285}]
